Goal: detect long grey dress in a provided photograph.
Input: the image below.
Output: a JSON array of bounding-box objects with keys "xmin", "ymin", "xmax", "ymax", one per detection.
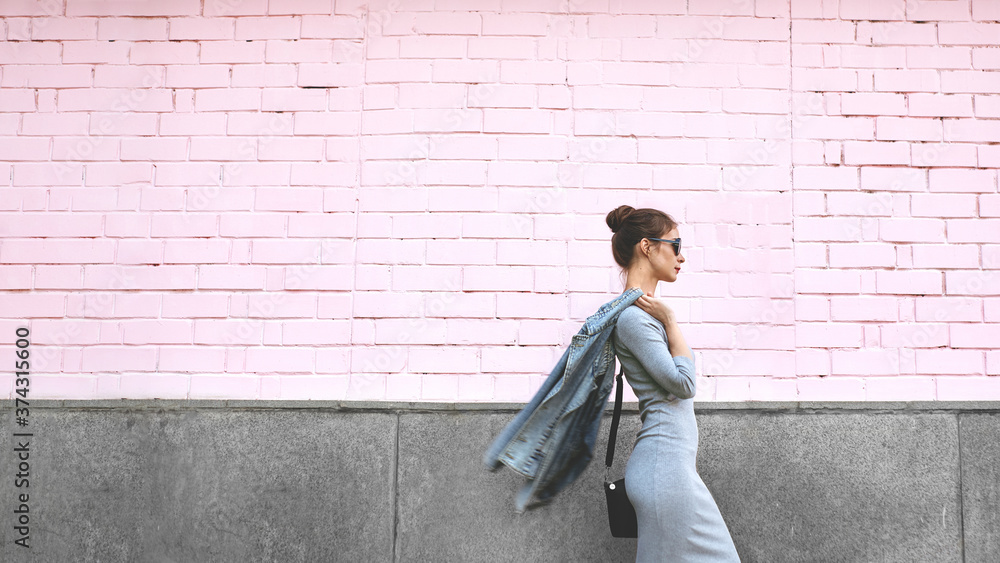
[{"xmin": 613, "ymin": 304, "xmax": 740, "ymax": 563}]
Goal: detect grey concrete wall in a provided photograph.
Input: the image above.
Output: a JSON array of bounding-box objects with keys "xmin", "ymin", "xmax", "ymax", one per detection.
[{"xmin": 0, "ymin": 400, "xmax": 997, "ymax": 563}]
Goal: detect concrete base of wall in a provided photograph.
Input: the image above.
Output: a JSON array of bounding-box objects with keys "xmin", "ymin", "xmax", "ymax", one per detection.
[{"xmin": 1, "ymin": 400, "xmax": 998, "ymax": 563}]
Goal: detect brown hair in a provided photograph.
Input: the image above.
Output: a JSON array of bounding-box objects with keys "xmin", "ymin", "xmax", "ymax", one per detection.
[{"xmin": 606, "ymin": 205, "xmax": 677, "ymax": 269}]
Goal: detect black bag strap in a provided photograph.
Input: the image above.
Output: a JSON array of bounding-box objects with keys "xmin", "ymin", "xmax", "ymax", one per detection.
[{"xmin": 604, "ymin": 365, "xmax": 625, "ymax": 474}]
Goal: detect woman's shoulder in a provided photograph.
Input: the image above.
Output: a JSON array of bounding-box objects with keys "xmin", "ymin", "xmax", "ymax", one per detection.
[
  {"xmin": 615, "ymin": 304, "xmax": 640, "ymax": 325},
  {"xmin": 615, "ymin": 304, "xmax": 659, "ymax": 330}
]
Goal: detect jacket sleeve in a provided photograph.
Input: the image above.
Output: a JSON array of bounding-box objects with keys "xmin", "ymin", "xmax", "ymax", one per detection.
[{"xmin": 616, "ymin": 311, "xmax": 696, "ymax": 399}]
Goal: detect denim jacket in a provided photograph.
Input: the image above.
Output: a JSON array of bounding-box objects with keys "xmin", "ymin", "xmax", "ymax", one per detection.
[{"xmin": 483, "ymin": 287, "xmax": 644, "ymax": 513}]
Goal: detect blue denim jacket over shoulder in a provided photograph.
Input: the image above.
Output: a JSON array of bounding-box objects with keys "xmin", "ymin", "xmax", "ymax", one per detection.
[{"xmin": 483, "ymin": 287, "xmax": 644, "ymax": 513}]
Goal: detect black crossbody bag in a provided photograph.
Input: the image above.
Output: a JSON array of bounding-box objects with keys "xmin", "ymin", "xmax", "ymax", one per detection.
[{"xmin": 603, "ymin": 365, "xmax": 638, "ymax": 538}]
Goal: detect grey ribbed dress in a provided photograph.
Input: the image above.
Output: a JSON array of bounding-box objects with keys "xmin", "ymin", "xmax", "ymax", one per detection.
[{"xmin": 613, "ymin": 304, "xmax": 740, "ymax": 563}]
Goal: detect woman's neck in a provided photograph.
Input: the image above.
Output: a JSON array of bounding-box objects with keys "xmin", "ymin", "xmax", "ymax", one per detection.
[{"xmin": 624, "ymin": 267, "xmax": 658, "ymax": 297}]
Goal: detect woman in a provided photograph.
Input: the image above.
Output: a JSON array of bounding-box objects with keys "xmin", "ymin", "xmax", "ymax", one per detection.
[{"xmin": 607, "ymin": 205, "xmax": 740, "ymax": 563}]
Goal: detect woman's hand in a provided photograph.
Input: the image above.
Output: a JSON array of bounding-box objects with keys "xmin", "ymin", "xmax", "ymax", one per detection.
[{"xmin": 635, "ymin": 293, "xmax": 675, "ymax": 327}]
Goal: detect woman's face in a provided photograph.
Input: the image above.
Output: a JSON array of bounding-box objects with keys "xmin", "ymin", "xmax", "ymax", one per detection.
[{"xmin": 642, "ymin": 227, "xmax": 685, "ymax": 283}]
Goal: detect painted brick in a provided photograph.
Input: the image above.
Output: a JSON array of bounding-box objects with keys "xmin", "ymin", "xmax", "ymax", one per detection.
[
  {"xmin": 794, "ymin": 296, "xmax": 829, "ymax": 321},
  {"xmin": 794, "ymin": 217, "xmax": 863, "ymax": 242},
  {"xmin": 915, "ymin": 349, "xmax": 984, "ymax": 375},
  {"xmin": 946, "ymin": 219, "xmax": 1000, "ymax": 243},
  {"xmin": 157, "ymin": 347, "xmax": 227, "ymax": 372},
  {"xmin": 876, "ymin": 270, "xmax": 943, "ymax": 295},
  {"xmin": 990, "ymin": 350, "xmax": 1000, "ymax": 376},
  {"xmin": 481, "ymin": 346, "xmax": 559, "ymax": 374},
  {"xmin": 497, "ymin": 240, "xmax": 566, "ymax": 266},
  {"xmin": 796, "ymin": 322, "xmax": 864, "ymax": 348},
  {"xmin": 265, "ymin": 39, "xmax": 333, "ymax": 63},
  {"xmin": 158, "ymin": 113, "xmax": 226, "ymax": 136},
  {"xmin": 0, "ymin": 40, "xmax": 62, "ymax": 64},
  {"xmin": 830, "ymin": 349, "xmax": 899, "ymax": 376},
  {"xmin": 58, "ymin": 88, "xmax": 173, "ymax": 112},
  {"xmin": 795, "ymin": 269, "xmax": 862, "ymax": 294},
  {"xmin": 911, "ymin": 193, "xmax": 977, "ymax": 217},
  {"xmin": 121, "ymin": 320, "xmax": 194, "ymax": 344},
  {"xmin": 128, "ymin": 41, "xmax": 198, "ymax": 64},
  {"xmin": 97, "ymin": 17, "xmax": 167, "ymax": 40},
  {"xmin": 912, "ymin": 244, "xmax": 981, "ymax": 269},
  {"xmin": 121, "ymin": 137, "xmax": 188, "ymax": 161},
  {"xmin": 487, "ymin": 161, "xmax": 558, "ymax": 187},
  {"xmin": 950, "ymin": 324, "xmax": 1000, "ymax": 348},
  {"xmin": 235, "ymin": 16, "xmax": 300, "ymax": 40},
  {"xmin": 880, "ymin": 322, "xmax": 950, "ymax": 349},
  {"xmin": 589, "ymin": 15, "xmax": 656, "ymax": 38},
  {"xmin": 839, "ymin": 93, "xmax": 903, "ymax": 119},
  {"xmin": 943, "ymin": 70, "xmax": 1000, "ymax": 94},
  {"xmin": 482, "ymin": 13, "xmax": 547, "ymax": 36},
  {"xmin": 909, "ymin": 93, "xmax": 973, "ymax": 118},
  {"xmin": 496, "ymin": 292, "xmax": 566, "ymax": 319},
  {"xmin": 164, "ymin": 65, "xmax": 230, "ymax": 88},
  {"xmin": 468, "ymin": 37, "xmax": 535, "ymax": 59},
  {"xmin": 795, "ymin": 348, "xmax": 830, "ymax": 381},
  {"xmin": 419, "ymin": 159, "xmax": 485, "ymax": 185},
  {"xmin": 297, "ymin": 63, "xmax": 364, "ymax": 87},
  {"xmin": 975, "ymin": 94, "xmax": 1000, "ymax": 118},
  {"xmin": 293, "ymin": 112, "xmax": 360, "ymax": 136},
  {"xmin": 705, "ymin": 350, "xmax": 796, "ymax": 378},
  {"xmin": 168, "ymin": 17, "xmax": 235, "ymax": 39},
  {"xmin": 493, "ymin": 371, "xmax": 551, "ymax": 400},
  {"xmin": 200, "ymin": 40, "xmax": 266, "ymax": 63},
  {"xmin": 879, "ymin": 218, "xmax": 946, "ymax": 243},
  {"xmin": 68, "ymin": 0, "xmax": 200, "ymax": 16},
  {"xmin": 943, "ymin": 119, "xmax": 1000, "ymax": 144},
  {"xmin": 946, "ymin": 271, "xmax": 1000, "ymax": 295},
  {"xmin": 499, "ymin": 61, "xmax": 566, "ymax": 84},
  {"xmin": 462, "ymin": 266, "xmax": 531, "ymax": 292},
  {"xmin": 866, "ymin": 376, "xmax": 936, "ymax": 401},
  {"xmin": 830, "ymin": 296, "xmax": 899, "ymax": 322},
  {"xmin": 409, "ymin": 347, "xmax": 478, "ymax": 374},
  {"xmin": 937, "ymin": 376, "xmax": 1000, "ymax": 400},
  {"xmin": 2, "ymin": 64, "xmax": 93, "ymax": 88},
  {"xmin": 875, "ymin": 117, "xmax": 942, "ymax": 142},
  {"xmin": 913, "ymin": 142, "xmax": 978, "ymax": 167},
  {"xmin": 81, "ymin": 346, "xmax": 157, "ymax": 371},
  {"xmin": 874, "ymin": 69, "xmax": 940, "ymax": 92},
  {"xmin": 26, "ymin": 16, "xmax": 97, "ymax": 40},
  {"xmin": 974, "ymin": 48, "xmax": 1000, "ymax": 71},
  {"xmin": 866, "ymin": 20, "xmax": 938, "ymax": 45},
  {"xmin": 987, "ymin": 245, "xmax": 1000, "ymax": 270},
  {"xmin": 844, "ymin": 141, "xmax": 910, "ymax": 165},
  {"xmin": 90, "ymin": 65, "xmax": 165, "ymax": 88},
  {"xmin": 83, "ymin": 265, "xmax": 195, "ymax": 290},
  {"xmin": 916, "ymin": 297, "xmax": 983, "ymax": 323},
  {"xmin": 243, "ymin": 346, "xmax": 315, "ymax": 374}
]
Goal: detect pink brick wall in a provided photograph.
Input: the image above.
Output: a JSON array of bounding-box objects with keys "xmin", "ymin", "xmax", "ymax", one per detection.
[{"xmin": 2, "ymin": 0, "xmax": 999, "ymax": 402}]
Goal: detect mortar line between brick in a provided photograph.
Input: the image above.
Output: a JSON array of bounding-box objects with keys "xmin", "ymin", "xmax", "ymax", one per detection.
[
  {"xmin": 349, "ymin": 4, "xmax": 370, "ymax": 370},
  {"xmin": 788, "ymin": 13, "xmax": 796, "ymax": 386}
]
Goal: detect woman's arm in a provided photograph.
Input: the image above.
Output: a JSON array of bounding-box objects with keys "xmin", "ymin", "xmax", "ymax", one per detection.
[
  {"xmin": 633, "ymin": 292, "xmax": 693, "ymax": 361},
  {"xmin": 617, "ymin": 311, "xmax": 696, "ymax": 399},
  {"xmin": 664, "ymin": 319, "xmax": 693, "ymax": 362}
]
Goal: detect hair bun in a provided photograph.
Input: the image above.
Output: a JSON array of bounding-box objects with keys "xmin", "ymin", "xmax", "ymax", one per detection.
[{"xmin": 606, "ymin": 205, "xmax": 635, "ymax": 233}]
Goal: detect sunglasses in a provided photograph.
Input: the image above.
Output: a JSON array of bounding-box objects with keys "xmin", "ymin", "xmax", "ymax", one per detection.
[{"xmin": 646, "ymin": 237, "xmax": 681, "ymax": 256}]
